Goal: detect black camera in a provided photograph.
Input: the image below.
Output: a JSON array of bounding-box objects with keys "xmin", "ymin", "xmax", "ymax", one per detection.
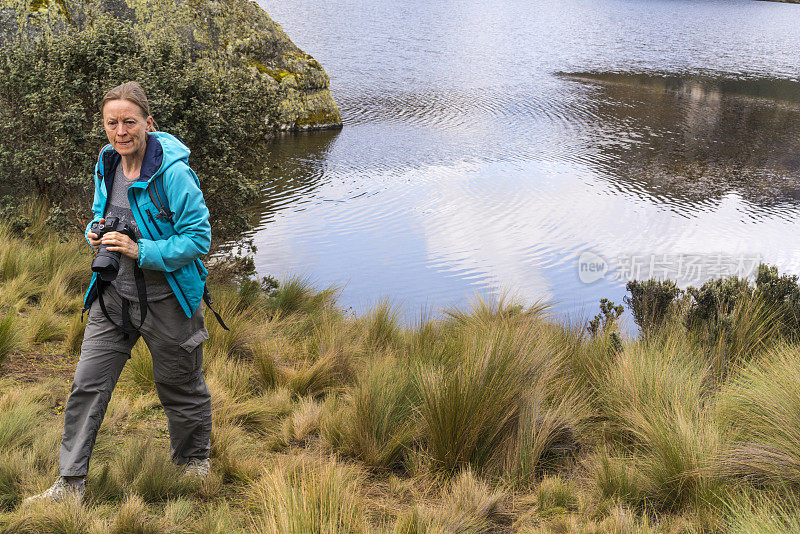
[{"xmin": 90, "ymin": 217, "xmax": 137, "ymax": 281}]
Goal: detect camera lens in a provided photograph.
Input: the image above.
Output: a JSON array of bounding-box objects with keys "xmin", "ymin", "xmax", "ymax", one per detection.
[{"xmin": 92, "ymin": 250, "xmax": 120, "ymax": 281}]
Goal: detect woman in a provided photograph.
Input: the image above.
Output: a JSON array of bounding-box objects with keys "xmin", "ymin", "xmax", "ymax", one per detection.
[{"xmin": 25, "ymin": 81, "xmax": 213, "ymax": 504}]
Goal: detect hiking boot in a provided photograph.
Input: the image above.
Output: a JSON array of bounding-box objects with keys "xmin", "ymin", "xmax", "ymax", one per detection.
[
  {"xmin": 23, "ymin": 477, "xmax": 85, "ymax": 506},
  {"xmin": 183, "ymin": 457, "xmax": 210, "ymax": 478}
]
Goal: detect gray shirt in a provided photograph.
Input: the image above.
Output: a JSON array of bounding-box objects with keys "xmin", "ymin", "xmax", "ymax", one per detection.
[{"xmin": 106, "ymin": 164, "xmax": 173, "ymax": 301}]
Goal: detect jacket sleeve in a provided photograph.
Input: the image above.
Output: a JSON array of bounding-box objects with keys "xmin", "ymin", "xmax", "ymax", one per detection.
[
  {"xmin": 136, "ymin": 162, "xmax": 211, "ymax": 273},
  {"xmin": 84, "ymin": 156, "xmax": 106, "ymax": 248}
]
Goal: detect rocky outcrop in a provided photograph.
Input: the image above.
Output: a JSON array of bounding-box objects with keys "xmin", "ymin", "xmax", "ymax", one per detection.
[{"xmin": 0, "ymin": 0, "xmax": 342, "ymax": 131}]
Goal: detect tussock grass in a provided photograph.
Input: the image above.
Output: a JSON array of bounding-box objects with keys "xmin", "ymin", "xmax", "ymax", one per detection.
[
  {"xmin": 253, "ymin": 341, "xmax": 280, "ymax": 392},
  {"xmin": 415, "ymin": 320, "xmax": 567, "ymax": 476},
  {"xmin": 439, "ymin": 469, "xmax": 507, "ymax": 531},
  {"xmin": 248, "ymin": 455, "xmax": 366, "ymax": 534},
  {"xmin": 6, "ymin": 218, "xmax": 800, "ymax": 530},
  {"xmin": 361, "ymin": 299, "xmax": 402, "ymax": 348},
  {"xmin": 279, "ymin": 396, "xmax": 325, "ymax": 446},
  {"xmin": 0, "ymin": 273, "xmax": 41, "ymax": 311},
  {"xmin": 108, "ymin": 494, "xmax": 163, "ymax": 534},
  {"xmin": 595, "ymin": 338, "xmax": 721, "ymax": 512},
  {"xmin": 206, "ymin": 299, "xmax": 262, "ymax": 360},
  {"xmin": 287, "ymin": 346, "xmax": 354, "ymax": 398},
  {"xmin": 268, "ymin": 276, "xmax": 340, "ymax": 318},
  {"xmin": 702, "ymin": 294, "xmax": 782, "ymax": 381},
  {"xmin": 2, "ymin": 498, "xmax": 94, "ymax": 534},
  {"xmin": 0, "ymin": 229, "xmax": 29, "ymax": 282},
  {"xmin": 211, "ymin": 423, "xmax": 264, "ymax": 484},
  {"xmin": 0, "ymin": 312, "xmax": 19, "ymax": 365},
  {"xmin": 323, "ymin": 357, "xmax": 419, "ymax": 471},
  {"xmin": 115, "ymin": 439, "xmax": 198, "ymax": 502},
  {"xmin": 534, "ymin": 476, "xmax": 578, "ymax": 517},
  {"xmin": 64, "ymin": 313, "xmax": 86, "ymax": 355},
  {"xmin": 188, "ymin": 502, "xmax": 245, "ymax": 533},
  {"xmin": 124, "ymin": 341, "xmax": 154, "ymax": 393},
  {"xmin": 506, "ymin": 392, "xmax": 582, "ymax": 488},
  {"xmin": 213, "ymin": 386, "xmax": 292, "ymax": 436},
  {"xmin": 716, "ymin": 344, "xmax": 800, "ymax": 485},
  {"xmin": 724, "ymin": 490, "xmax": 800, "ymax": 534},
  {"xmin": 207, "ymin": 354, "xmax": 256, "ymax": 398},
  {"xmin": 0, "ymin": 401, "xmax": 43, "ymax": 450},
  {"xmin": 0, "ymin": 451, "xmax": 25, "ymax": 511},
  {"xmin": 593, "ymin": 449, "xmax": 646, "ymax": 509},
  {"xmin": 26, "ymin": 306, "xmax": 66, "ymax": 344}
]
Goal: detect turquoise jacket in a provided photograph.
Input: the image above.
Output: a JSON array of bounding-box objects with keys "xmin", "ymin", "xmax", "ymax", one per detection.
[{"xmin": 82, "ymin": 132, "xmax": 211, "ymax": 318}]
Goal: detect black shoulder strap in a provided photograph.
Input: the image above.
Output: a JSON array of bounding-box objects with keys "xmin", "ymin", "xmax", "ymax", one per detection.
[
  {"xmin": 98, "ymin": 265, "xmax": 148, "ymax": 338},
  {"xmin": 203, "ymin": 285, "xmax": 229, "ymax": 331}
]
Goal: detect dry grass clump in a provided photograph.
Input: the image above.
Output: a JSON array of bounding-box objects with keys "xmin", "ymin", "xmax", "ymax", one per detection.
[
  {"xmin": 724, "ymin": 490, "xmax": 800, "ymax": 534},
  {"xmin": 323, "ymin": 357, "xmax": 419, "ymax": 471},
  {"xmin": 25, "ymin": 306, "xmax": 66, "ymax": 344},
  {"xmin": 715, "ymin": 343, "xmax": 800, "ymax": 485},
  {"xmin": 0, "ymin": 312, "xmax": 19, "ymax": 365},
  {"xmin": 593, "ymin": 336, "xmax": 721, "ymax": 513},
  {"xmin": 248, "ymin": 454, "xmax": 367, "ymax": 534},
  {"xmin": 2, "ymin": 498, "xmax": 94, "ymax": 534},
  {"xmin": 414, "ymin": 313, "xmax": 573, "ymax": 477},
  {"xmin": 64, "ymin": 313, "xmax": 86, "ymax": 355}
]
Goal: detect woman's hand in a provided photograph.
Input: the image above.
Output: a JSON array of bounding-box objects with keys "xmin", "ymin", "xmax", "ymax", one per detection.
[
  {"xmin": 86, "ymin": 219, "xmax": 104, "ymax": 250},
  {"xmin": 100, "ymin": 231, "xmax": 140, "ymax": 260}
]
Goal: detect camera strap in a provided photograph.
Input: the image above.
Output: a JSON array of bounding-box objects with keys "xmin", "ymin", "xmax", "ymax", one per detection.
[
  {"xmin": 97, "ymin": 264, "xmax": 148, "ymax": 339},
  {"xmin": 202, "ymin": 285, "xmax": 229, "ymax": 331}
]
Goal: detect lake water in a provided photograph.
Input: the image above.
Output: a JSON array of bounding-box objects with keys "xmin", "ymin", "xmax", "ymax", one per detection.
[{"xmin": 250, "ymin": 0, "xmax": 800, "ymax": 329}]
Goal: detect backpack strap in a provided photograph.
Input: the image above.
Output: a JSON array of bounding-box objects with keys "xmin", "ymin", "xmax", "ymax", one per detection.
[
  {"xmin": 147, "ymin": 174, "xmax": 174, "ymax": 223},
  {"xmin": 146, "ymin": 175, "xmax": 228, "ymax": 331}
]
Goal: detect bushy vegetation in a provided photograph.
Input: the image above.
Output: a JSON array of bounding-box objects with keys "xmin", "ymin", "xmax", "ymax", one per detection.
[
  {"xmin": 4, "ymin": 219, "xmax": 800, "ymax": 531},
  {"xmin": 0, "ymin": 16, "xmax": 275, "ymax": 242}
]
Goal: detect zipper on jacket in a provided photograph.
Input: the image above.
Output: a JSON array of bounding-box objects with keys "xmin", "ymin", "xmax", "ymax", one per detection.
[{"xmin": 145, "ymin": 209, "xmax": 164, "ymax": 236}]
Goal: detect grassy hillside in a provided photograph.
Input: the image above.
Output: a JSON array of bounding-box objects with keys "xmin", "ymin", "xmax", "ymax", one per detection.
[{"xmin": 2, "ymin": 210, "xmax": 800, "ymax": 532}]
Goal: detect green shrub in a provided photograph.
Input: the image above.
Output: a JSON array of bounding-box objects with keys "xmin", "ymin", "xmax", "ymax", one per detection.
[
  {"xmin": 624, "ymin": 279, "xmax": 682, "ymax": 336},
  {"xmin": 754, "ymin": 263, "xmax": 800, "ymax": 340},
  {"xmin": 587, "ymin": 298, "xmax": 623, "ymax": 337},
  {"xmin": 0, "ymin": 16, "xmax": 273, "ymax": 242}
]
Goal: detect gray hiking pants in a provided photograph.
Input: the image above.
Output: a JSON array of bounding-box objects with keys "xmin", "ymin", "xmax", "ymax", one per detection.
[{"xmin": 60, "ymin": 283, "xmax": 211, "ymax": 477}]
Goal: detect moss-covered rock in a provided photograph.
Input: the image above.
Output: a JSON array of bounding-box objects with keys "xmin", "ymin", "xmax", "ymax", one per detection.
[{"xmin": 0, "ymin": 0, "xmax": 342, "ymax": 131}]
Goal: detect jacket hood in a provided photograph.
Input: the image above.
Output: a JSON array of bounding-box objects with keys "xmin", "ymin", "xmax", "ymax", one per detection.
[
  {"xmin": 150, "ymin": 132, "xmax": 190, "ymax": 178},
  {"xmin": 100, "ymin": 131, "xmax": 191, "ymax": 183}
]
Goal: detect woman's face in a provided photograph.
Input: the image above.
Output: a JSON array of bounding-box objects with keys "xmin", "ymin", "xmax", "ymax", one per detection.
[{"xmin": 102, "ymin": 99, "xmax": 153, "ymax": 158}]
